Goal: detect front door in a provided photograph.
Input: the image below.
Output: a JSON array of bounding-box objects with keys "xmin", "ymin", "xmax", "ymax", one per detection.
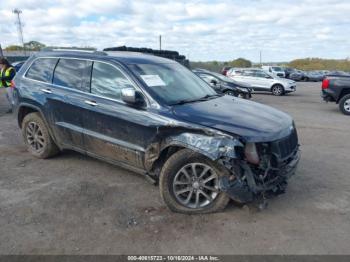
[
  {"xmin": 81, "ymin": 61, "xmax": 157, "ymax": 170},
  {"xmin": 251, "ymin": 70, "xmax": 274, "ymax": 91}
]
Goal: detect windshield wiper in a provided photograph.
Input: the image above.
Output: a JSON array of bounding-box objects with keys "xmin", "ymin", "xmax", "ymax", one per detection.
[
  {"xmin": 197, "ymin": 94, "xmax": 222, "ymax": 101},
  {"xmin": 170, "ymin": 94, "xmax": 222, "ymax": 106}
]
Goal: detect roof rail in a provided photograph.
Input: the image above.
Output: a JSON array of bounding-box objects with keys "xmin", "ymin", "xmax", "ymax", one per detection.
[{"xmin": 40, "ymin": 47, "xmax": 107, "ymax": 56}]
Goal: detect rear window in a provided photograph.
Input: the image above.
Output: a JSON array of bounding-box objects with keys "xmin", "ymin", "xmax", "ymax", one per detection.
[
  {"xmin": 53, "ymin": 58, "xmax": 91, "ymax": 91},
  {"xmin": 25, "ymin": 58, "xmax": 58, "ymax": 83},
  {"xmin": 242, "ymin": 70, "xmax": 255, "ymax": 77}
]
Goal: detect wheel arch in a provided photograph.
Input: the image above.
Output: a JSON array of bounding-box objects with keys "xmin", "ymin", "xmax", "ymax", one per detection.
[
  {"xmin": 17, "ymin": 103, "xmax": 60, "ymax": 148},
  {"xmin": 271, "ymin": 83, "xmax": 284, "ymax": 91},
  {"xmin": 17, "ymin": 103, "xmax": 43, "ymax": 128},
  {"xmin": 337, "ymin": 89, "xmax": 350, "ymax": 103},
  {"xmin": 145, "ymin": 132, "xmax": 243, "ymax": 175}
]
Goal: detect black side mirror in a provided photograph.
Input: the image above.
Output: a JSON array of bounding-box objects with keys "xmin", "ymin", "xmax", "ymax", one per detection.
[
  {"xmin": 121, "ymin": 88, "xmax": 145, "ymax": 106},
  {"xmin": 210, "ymin": 79, "xmax": 217, "ymax": 86}
]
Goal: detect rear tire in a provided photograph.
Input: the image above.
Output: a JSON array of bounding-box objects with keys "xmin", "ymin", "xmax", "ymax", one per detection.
[
  {"xmin": 159, "ymin": 149, "xmax": 230, "ymax": 214},
  {"xmin": 339, "ymin": 94, "xmax": 350, "ymax": 115},
  {"xmin": 22, "ymin": 112, "xmax": 59, "ymax": 158},
  {"xmin": 271, "ymin": 84, "xmax": 284, "ymax": 96}
]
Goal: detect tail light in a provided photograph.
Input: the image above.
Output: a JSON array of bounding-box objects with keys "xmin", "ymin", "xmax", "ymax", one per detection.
[{"xmin": 322, "ymin": 78, "xmax": 330, "ymax": 89}]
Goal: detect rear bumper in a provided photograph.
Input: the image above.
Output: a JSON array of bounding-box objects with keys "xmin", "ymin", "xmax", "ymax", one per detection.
[{"xmin": 321, "ymin": 90, "xmax": 337, "ymax": 102}]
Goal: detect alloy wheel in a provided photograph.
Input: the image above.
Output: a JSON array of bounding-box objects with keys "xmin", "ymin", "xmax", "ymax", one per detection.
[
  {"xmin": 172, "ymin": 163, "xmax": 219, "ymax": 209},
  {"xmin": 273, "ymin": 86, "xmax": 283, "ymax": 95},
  {"xmin": 344, "ymin": 99, "xmax": 350, "ymax": 112},
  {"xmin": 26, "ymin": 121, "xmax": 45, "ymax": 152}
]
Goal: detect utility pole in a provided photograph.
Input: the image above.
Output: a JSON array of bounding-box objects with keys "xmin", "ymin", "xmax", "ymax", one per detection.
[
  {"xmin": 159, "ymin": 35, "xmax": 162, "ymax": 51},
  {"xmin": 259, "ymin": 50, "xmax": 262, "ymax": 65},
  {"xmin": 0, "ymin": 44, "xmax": 3, "ymax": 57},
  {"xmin": 13, "ymin": 8, "xmax": 26, "ymax": 56}
]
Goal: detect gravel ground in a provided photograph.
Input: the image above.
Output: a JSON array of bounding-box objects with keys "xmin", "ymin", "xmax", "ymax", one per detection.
[{"xmin": 0, "ymin": 82, "xmax": 349, "ymax": 255}]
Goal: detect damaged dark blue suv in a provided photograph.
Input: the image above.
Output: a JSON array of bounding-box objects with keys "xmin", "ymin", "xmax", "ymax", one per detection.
[{"xmin": 13, "ymin": 50, "xmax": 300, "ymax": 214}]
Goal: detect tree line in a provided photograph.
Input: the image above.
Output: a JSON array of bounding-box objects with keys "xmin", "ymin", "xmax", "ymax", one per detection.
[{"xmin": 3, "ymin": 41, "xmax": 350, "ymax": 72}]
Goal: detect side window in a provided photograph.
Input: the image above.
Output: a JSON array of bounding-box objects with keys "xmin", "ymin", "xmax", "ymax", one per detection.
[
  {"xmin": 53, "ymin": 59, "xmax": 90, "ymax": 91},
  {"xmin": 242, "ymin": 70, "xmax": 255, "ymax": 77},
  {"xmin": 90, "ymin": 62, "xmax": 134, "ymax": 101},
  {"xmin": 199, "ymin": 73, "xmax": 215, "ymax": 84},
  {"xmin": 25, "ymin": 58, "xmax": 58, "ymax": 83},
  {"xmin": 255, "ymin": 71, "xmax": 269, "ymax": 78}
]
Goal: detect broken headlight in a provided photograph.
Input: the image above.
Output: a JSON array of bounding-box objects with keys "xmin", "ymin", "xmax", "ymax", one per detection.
[{"xmin": 244, "ymin": 142, "xmax": 260, "ymax": 165}]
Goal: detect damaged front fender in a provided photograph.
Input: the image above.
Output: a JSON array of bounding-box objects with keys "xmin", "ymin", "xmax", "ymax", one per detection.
[
  {"xmin": 163, "ymin": 132, "xmax": 243, "ymax": 160},
  {"xmin": 144, "ymin": 126, "xmax": 244, "ymax": 172}
]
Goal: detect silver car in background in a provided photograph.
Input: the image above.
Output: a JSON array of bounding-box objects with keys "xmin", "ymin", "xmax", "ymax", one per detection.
[{"xmin": 227, "ymin": 68, "xmax": 296, "ymax": 96}]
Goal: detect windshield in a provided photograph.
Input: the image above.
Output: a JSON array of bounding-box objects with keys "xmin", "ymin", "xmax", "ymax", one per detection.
[
  {"xmin": 272, "ymin": 67, "xmax": 283, "ymax": 72},
  {"xmin": 128, "ymin": 63, "xmax": 217, "ymax": 105}
]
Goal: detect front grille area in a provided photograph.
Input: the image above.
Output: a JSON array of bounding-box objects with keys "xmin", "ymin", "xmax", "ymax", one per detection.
[{"xmin": 271, "ymin": 128, "xmax": 298, "ymax": 159}]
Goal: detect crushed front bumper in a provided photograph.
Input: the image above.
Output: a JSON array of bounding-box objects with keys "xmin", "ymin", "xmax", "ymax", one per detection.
[{"xmin": 219, "ymin": 148, "xmax": 300, "ymax": 203}]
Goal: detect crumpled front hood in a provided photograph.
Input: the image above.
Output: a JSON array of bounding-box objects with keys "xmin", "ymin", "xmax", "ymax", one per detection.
[{"xmin": 172, "ymin": 96, "xmax": 294, "ymax": 142}]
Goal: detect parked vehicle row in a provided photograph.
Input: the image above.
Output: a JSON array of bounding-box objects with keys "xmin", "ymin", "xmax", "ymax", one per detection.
[
  {"xmin": 226, "ymin": 68, "xmax": 296, "ymax": 96},
  {"xmin": 286, "ymin": 68, "xmax": 350, "ymax": 82},
  {"xmin": 220, "ymin": 65, "xmax": 350, "ymax": 83}
]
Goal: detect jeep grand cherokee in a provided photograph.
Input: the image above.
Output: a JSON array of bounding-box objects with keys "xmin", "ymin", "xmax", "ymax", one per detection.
[{"xmin": 13, "ymin": 50, "xmax": 300, "ymax": 214}]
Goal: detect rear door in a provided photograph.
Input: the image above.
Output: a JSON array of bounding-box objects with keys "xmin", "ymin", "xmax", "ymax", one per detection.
[{"xmin": 49, "ymin": 58, "xmax": 92, "ymax": 150}]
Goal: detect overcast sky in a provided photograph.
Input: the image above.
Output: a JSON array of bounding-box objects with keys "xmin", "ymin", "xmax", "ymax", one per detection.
[{"xmin": 1, "ymin": 0, "xmax": 350, "ymax": 62}]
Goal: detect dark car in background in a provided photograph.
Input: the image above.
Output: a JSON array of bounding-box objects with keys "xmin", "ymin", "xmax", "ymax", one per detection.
[
  {"xmin": 288, "ymin": 70, "xmax": 305, "ymax": 81},
  {"xmin": 284, "ymin": 67, "xmax": 295, "ymax": 79},
  {"xmin": 327, "ymin": 71, "xmax": 350, "ymax": 77},
  {"xmin": 322, "ymin": 75, "xmax": 350, "ymax": 115},
  {"xmin": 304, "ymin": 71, "xmax": 324, "ymax": 82},
  {"xmin": 221, "ymin": 66, "xmax": 232, "ymax": 76},
  {"xmin": 193, "ymin": 69, "xmax": 252, "ymax": 99},
  {"xmin": 13, "ymin": 50, "xmax": 300, "ymax": 214}
]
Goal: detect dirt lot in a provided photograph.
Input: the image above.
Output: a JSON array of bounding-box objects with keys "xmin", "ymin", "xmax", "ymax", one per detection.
[{"xmin": 0, "ymin": 82, "xmax": 349, "ymax": 255}]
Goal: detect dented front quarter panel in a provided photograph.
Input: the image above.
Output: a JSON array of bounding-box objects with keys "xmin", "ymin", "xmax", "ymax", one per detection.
[
  {"xmin": 142, "ymin": 112, "xmax": 244, "ymax": 172},
  {"xmin": 163, "ymin": 132, "xmax": 243, "ymax": 160}
]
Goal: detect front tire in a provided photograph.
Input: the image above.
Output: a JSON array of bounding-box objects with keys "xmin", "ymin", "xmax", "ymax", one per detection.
[
  {"xmin": 159, "ymin": 149, "xmax": 230, "ymax": 214},
  {"xmin": 271, "ymin": 84, "xmax": 284, "ymax": 96},
  {"xmin": 339, "ymin": 94, "xmax": 350, "ymax": 115},
  {"xmin": 22, "ymin": 112, "xmax": 59, "ymax": 158}
]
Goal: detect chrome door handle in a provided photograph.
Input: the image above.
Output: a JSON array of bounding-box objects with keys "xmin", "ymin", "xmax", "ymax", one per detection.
[
  {"xmin": 41, "ymin": 88, "xmax": 52, "ymax": 94},
  {"xmin": 84, "ymin": 100, "xmax": 98, "ymax": 106}
]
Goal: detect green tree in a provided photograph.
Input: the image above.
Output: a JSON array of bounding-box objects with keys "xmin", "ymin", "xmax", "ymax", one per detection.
[
  {"xmin": 228, "ymin": 58, "xmax": 252, "ymax": 68},
  {"xmin": 5, "ymin": 41, "xmax": 46, "ymax": 51},
  {"xmin": 24, "ymin": 41, "xmax": 46, "ymax": 51},
  {"xmin": 288, "ymin": 58, "xmax": 350, "ymax": 71},
  {"xmin": 4, "ymin": 45, "xmax": 24, "ymax": 51}
]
